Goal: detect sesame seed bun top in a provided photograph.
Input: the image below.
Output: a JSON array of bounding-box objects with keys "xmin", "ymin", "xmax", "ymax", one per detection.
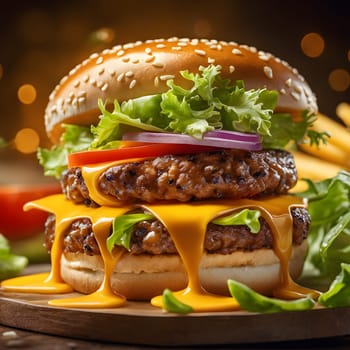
[{"xmin": 45, "ymin": 37, "xmax": 318, "ymax": 144}]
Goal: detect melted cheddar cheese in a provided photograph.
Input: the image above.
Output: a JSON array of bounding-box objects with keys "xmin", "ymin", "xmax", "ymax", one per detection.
[{"xmin": 1, "ymin": 160, "xmax": 319, "ymax": 311}]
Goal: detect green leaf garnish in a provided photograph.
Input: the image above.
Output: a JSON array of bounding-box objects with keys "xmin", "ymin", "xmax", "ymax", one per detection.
[
  {"xmin": 107, "ymin": 213, "xmax": 155, "ymax": 252},
  {"xmin": 0, "ymin": 234, "xmax": 28, "ymax": 281},
  {"xmin": 227, "ymin": 279, "xmax": 316, "ymax": 313},
  {"xmin": 298, "ymin": 171, "xmax": 350, "ymax": 286},
  {"xmin": 37, "ymin": 124, "xmax": 93, "ymax": 179},
  {"xmin": 162, "ymin": 288, "xmax": 193, "ymax": 314},
  {"xmin": 318, "ymin": 263, "xmax": 350, "ymax": 308},
  {"xmin": 212, "ymin": 209, "xmax": 261, "ymax": 234}
]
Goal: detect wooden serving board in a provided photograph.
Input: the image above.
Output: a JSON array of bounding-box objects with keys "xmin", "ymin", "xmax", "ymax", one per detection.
[{"xmin": 1, "ymin": 288, "xmax": 350, "ymax": 346}]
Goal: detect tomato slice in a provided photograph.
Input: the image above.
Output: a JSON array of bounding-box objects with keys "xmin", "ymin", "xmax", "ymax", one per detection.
[
  {"xmin": 68, "ymin": 143, "xmax": 218, "ymax": 167},
  {"xmin": 0, "ymin": 183, "xmax": 61, "ymax": 239}
]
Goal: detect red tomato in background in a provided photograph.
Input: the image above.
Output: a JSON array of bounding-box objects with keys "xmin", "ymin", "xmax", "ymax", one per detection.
[{"xmin": 0, "ymin": 183, "xmax": 61, "ymax": 240}]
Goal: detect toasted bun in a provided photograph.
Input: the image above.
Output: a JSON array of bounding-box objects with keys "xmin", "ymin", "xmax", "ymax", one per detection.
[
  {"xmin": 45, "ymin": 38, "xmax": 317, "ymax": 144},
  {"xmin": 61, "ymin": 241, "xmax": 307, "ymax": 300}
]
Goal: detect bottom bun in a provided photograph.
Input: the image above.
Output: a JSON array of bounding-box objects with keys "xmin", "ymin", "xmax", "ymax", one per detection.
[{"xmin": 61, "ymin": 240, "xmax": 307, "ymax": 300}]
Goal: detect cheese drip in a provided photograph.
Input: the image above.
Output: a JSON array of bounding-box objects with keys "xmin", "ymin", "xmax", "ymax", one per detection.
[{"xmin": 1, "ymin": 191, "xmax": 319, "ymax": 311}]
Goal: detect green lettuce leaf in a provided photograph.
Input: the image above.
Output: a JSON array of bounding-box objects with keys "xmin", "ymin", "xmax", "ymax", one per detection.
[
  {"xmin": 162, "ymin": 289, "xmax": 193, "ymax": 314},
  {"xmin": 262, "ymin": 111, "xmax": 329, "ymax": 149},
  {"xmin": 227, "ymin": 279, "xmax": 316, "ymax": 313},
  {"xmin": 319, "ymin": 263, "xmax": 350, "ymax": 308},
  {"xmin": 298, "ymin": 171, "xmax": 350, "ymax": 287},
  {"xmin": 38, "ymin": 65, "xmax": 326, "ymax": 178},
  {"xmin": 0, "ymin": 234, "xmax": 28, "ymax": 281},
  {"xmin": 107, "ymin": 213, "xmax": 155, "ymax": 252},
  {"xmin": 212, "ymin": 209, "xmax": 261, "ymax": 233},
  {"xmin": 38, "ymin": 124, "xmax": 93, "ymax": 179}
]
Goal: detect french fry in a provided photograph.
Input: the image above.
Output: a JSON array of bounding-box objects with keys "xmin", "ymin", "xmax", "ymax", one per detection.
[
  {"xmin": 293, "ymin": 150, "xmax": 344, "ymax": 180},
  {"xmin": 311, "ymin": 113, "xmax": 350, "ymax": 155},
  {"xmin": 336, "ymin": 102, "xmax": 350, "ymax": 128},
  {"xmin": 299, "ymin": 141, "xmax": 350, "ymax": 169}
]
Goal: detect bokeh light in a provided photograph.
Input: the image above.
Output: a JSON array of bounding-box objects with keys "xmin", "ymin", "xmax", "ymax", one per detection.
[
  {"xmin": 301, "ymin": 32, "xmax": 325, "ymax": 58},
  {"xmin": 91, "ymin": 27, "xmax": 115, "ymax": 44},
  {"xmin": 14, "ymin": 128, "xmax": 40, "ymax": 154},
  {"xmin": 17, "ymin": 84, "xmax": 37, "ymax": 104},
  {"xmin": 328, "ymin": 69, "xmax": 350, "ymax": 92}
]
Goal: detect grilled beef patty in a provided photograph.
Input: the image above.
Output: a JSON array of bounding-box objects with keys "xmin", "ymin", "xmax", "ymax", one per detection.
[
  {"xmin": 44, "ymin": 207, "xmax": 310, "ymax": 256},
  {"xmin": 61, "ymin": 149, "xmax": 297, "ymax": 206}
]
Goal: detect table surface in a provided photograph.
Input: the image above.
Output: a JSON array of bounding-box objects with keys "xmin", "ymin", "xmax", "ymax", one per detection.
[
  {"xmin": 1, "ymin": 324, "xmax": 350, "ymax": 350},
  {"xmin": 2, "ymin": 265, "xmax": 350, "ymax": 349}
]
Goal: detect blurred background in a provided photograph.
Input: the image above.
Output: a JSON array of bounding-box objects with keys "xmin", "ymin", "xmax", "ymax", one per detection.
[{"xmin": 0, "ymin": 0, "xmax": 349, "ymax": 170}]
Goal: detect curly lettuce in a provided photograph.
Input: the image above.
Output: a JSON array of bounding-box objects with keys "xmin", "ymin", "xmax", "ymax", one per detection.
[
  {"xmin": 38, "ymin": 65, "xmax": 325, "ymax": 178},
  {"xmin": 298, "ymin": 171, "xmax": 350, "ymax": 288}
]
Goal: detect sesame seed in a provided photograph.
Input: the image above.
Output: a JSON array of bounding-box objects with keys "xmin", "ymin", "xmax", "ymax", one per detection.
[
  {"xmin": 216, "ymin": 44, "xmax": 222, "ymax": 51},
  {"xmin": 117, "ymin": 73, "xmax": 125, "ymax": 82},
  {"xmin": 101, "ymin": 83, "xmax": 109, "ymax": 92},
  {"xmin": 179, "ymin": 38, "xmax": 190, "ymax": 42},
  {"xmin": 50, "ymin": 105, "xmax": 57, "ymax": 114},
  {"xmin": 154, "ymin": 76, "xmax": 159, "ymax": 87},
  {"xmin": 208, "ymin": 57, "xmax": 215, "ymax": 64},
  {"xmin": 97, "ymin": 81, "xmax": 104, "ymax": 88},
  {"xmin": 292, "ymin": 68, "xmax": 298, "ymax": 75},
  {"xmin": 195, "ymin": 49, "xmax": 206, "ymax": 56},
  {"xmin": 123, "ymin": 43, "xmax": 135, "ymax": 50},
  {"xmin": 155, "ymin": 38, "xmax": 165, "ymax": 43},
  {"xmin": 89, "ymin": 53, "xmax": 99, "ymax": 59},
  {"xmin": 122, "ymin": 57, "xmax": 130, "ymax": 63},
  {"xmin": 96, "ymin": 56, "xmax": 103, "ymax": 65},
  {"xmin": 78, "ymin": 97, "xmax": 86, "ymax": 104},
  {"xmin": 229, "ymin": 41, "xmax": 238, "ymax": 46},
  {"xmin": 68, "ymin": 92, "xmax": 75, "ymax": 99},
  {"xmin": 125, "ymin": 70, "xmax": 134, "ymax": 78},
  {"xmin": 232, "ymin": 48, "xmax": 242, "ymax": 55},
  {"xmin": 145, "ymin": 55, "xmax": 155, "ymax": 62},
  {"xmin": 172, "ymin": 46, "xmax": 182, "ymax": 51},
  {"xmin": 73, "ymin": 80, "xmax": 80, "ymax": 88},
  {"xmin": 129, "ymin": 79, "xmax": 136, "ymax": 89},
  {"xmin": 229, "ymin": 65, "xmax": 235, "ymax": 73},
  {"xmin": 60, "ymin": 76, "xmax": 68, "ymax": 84},
  {"xmin": 145, "ymin": 47, "xmax": 152, "ymax": 55},
  {"xmin": 97, "ymin": 67, "xmax": 105, "ymax": 75},
  {"xmin": 117, "ymin": 50, "xmax": 125, "ymax": 57},
  {"xmin": 57, "ymin": 98, "xmax": 64, "ymax": 106},
  {"xmin": 156, "ymin": 44, "xmax": 166, "ymax": 48},
  {"xmin": 131, "ymin": 58, "xmax": 140, "ymax": 64},
  {"xmin": 285, "ymin": 78, "xmax": 292, "ymax": 87},
  {"xmin": 190, "ymin": 39, "xmax": 199, "ymax": 45},
  {"xmin": 65, "ymin": 97, "xmax": 72, "ymax": 104},
  {"xmin": 102, "ymin": 49, "xmax": 111, "ymax": 55},
  {"xmin": 89, "ymin": 77, "xmax": 97, "ymax": 86},
  {"xmin": 108, "ymin": 68, "xmax": 116, "ymax": 76},
  {"xmin": 258, "ymin": 52, "xmax": 270, "ymax": 61},
  {"xmin": 159, "ymin": 74, "xmax": 175, "ymax": 81},
  {"xmin": 291, "ymin": 91, "xmax": 300, "ymax": 101},
  {"xmin": 83, "ymin": 75, "xmax": 89, "ymax": 83},
  {"xmin": 275, "ymin": 57, "xmax": 281, "ymax": 63},
  {"xmin": 280, "ymin": 88, "xmax": 286, "ymax": 95},
  {"xmin": 263, "ymin": 66, "xmax": 273, "ymax": 79},
  {"xmin": 152, "ymin": 62, "xmax": 164, "ymax": 68},
  {"xmin": 209, "ymin": 44, "xmax": 218, "ymax": 50},
  {"xmin": 72, "ymin": 98, "xmax": 78, "ymax": 107},
  {"xmin": 112, "ymin": 45, "xmax": 122, "ymax": 51},
  {"xmin": 294, "ymin": 85, "xmax": 303, "ymax": 93},
  {"xmin": 177, "ymin": 42, "xmax": 188, "ymax": 47},
  {"xmin": 77, "ymin": 91, "xmax": 86, "ymax": 98}
]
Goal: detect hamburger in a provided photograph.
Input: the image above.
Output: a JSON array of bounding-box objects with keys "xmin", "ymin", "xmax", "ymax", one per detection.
[{"xmin": 24, "ymin": 38, "xmax": 324, "ymax": 308}]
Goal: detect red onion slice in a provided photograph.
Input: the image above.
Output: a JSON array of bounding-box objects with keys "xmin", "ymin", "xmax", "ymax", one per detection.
[{"xmin": 122, "ymin": 131, "xmax": 262, "ymax": 151}]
